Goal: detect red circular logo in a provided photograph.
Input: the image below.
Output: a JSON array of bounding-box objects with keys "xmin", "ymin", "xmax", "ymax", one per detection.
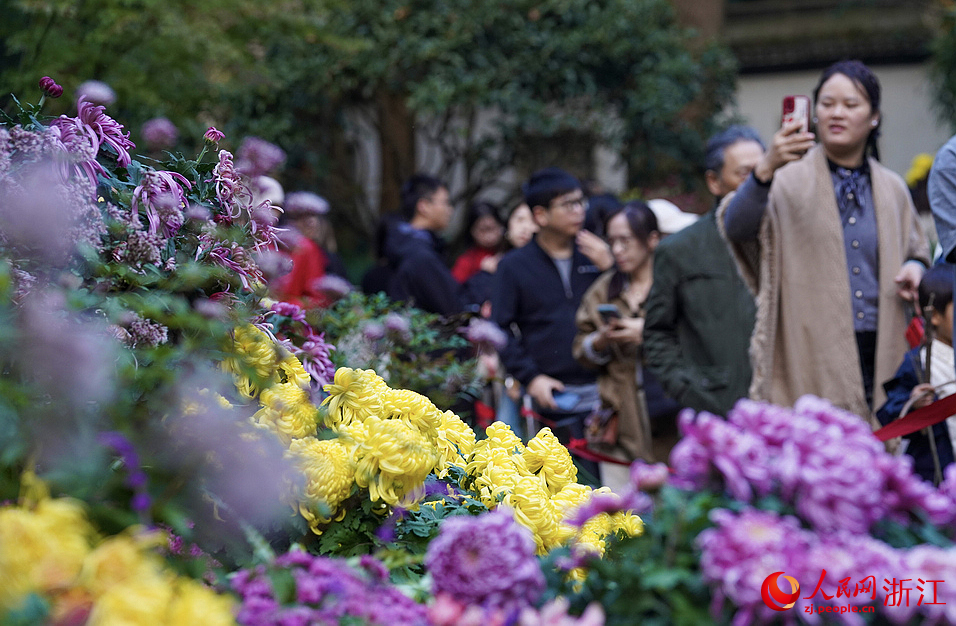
[{"xmin": 761, "ymin": 572, "xmax": 800, "ymax": 611}]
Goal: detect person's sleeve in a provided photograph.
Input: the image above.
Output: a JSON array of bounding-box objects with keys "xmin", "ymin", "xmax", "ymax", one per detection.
[
  {"xmin": 876, "ymin": 353, "xmax": 920, "ymax": 426},
  {"xmin": 722, "ymin": 173, "xmax": 771, "ymax": 243},
  {"xmin": 492, "ymin": 260, "xmax": 540, "ymax": 386},
  {"xmin": 400, "ymin": 255, "xmax": 463, "ymax": 316},
  {"xmin": 929, "ymin": 140, "xmax": 956, "ymax": 262},
  {"xmin": 572, "ymin": 281, "xmax": 610, "ymax": 368},
  {"xmin": 642, "ymin": 245, "xmax": 722, "ymax": 413}
]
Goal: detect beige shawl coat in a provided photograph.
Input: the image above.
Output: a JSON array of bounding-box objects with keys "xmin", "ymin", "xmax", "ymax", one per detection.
[
  {"xmin": 573, "ymin": 271, "xmax": 655, "ymax": 461},
  {"xmin": 716, "ymin": 145, "xmax": 929, "ymax": 420}
]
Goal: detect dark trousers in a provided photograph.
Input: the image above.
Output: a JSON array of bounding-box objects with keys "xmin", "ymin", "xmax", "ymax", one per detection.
[{"xmin": 856, "ymin": 330, "xmax": 877, "ymax": 410}]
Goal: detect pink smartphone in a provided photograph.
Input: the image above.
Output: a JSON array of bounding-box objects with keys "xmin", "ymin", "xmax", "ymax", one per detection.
[{"xmin": 782, "ymin": 95, "xmax": 810, "ymax": 133}]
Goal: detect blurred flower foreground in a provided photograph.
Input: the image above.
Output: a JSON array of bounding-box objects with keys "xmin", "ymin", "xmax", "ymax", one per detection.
[{"xmin": 3, "ymin": 80, "xmax": 956, "ymax": 626}]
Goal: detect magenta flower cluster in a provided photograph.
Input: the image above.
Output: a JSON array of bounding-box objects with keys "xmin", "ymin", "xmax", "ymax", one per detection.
[
  {"xmin": 670, "ymin": 395, "xmax": 956, "ymax": 533},
  {"xmin": 141, "ymin": 117, "xmax": 179, "ymax": 149},
  {"xmin": 698, "ymin": 507, "xmax": 956, "ymax": 625},
  {"xmin": 232, "ymin": 550, "xmax": 428, "ymax": 626},
  {"xmin": 425, "ymin": 508, "xmax": 545, "ymax": 613},
  {"xmin": 235, "ymin": 136, "xmax": 286, "ymax": 179},
  {"xmin": 462, "ymin": 318, "xmax": 508, "ymax": 352}
]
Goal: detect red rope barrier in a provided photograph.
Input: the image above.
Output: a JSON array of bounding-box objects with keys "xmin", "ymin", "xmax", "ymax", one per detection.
[
  {"xmin": 873, "ymin": 393, "xmax": 956, "ymax": 442},
  {"xmin": 519, "ymin": 406, "xmax": 631, "ymax": 466}
]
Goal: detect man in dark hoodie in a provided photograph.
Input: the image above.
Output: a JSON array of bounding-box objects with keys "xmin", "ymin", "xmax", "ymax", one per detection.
[{"xmin": 384, "ymin": 174, "xmax": 464, "ymax": 316}]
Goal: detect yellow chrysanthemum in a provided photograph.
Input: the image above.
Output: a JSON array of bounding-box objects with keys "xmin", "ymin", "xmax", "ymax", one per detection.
[
  {"xmin": 224, "ymin": 325, "xmax": 279, "ymax": 399},
  {"xmin": 79, "ymin": 532, "xmax": 168, "ymax": 598},
  {"xmin": 435, "ymin": 410, "xmax": 476, "ymax": 475},
  {"xmin": 522, "ymin": 427, "xmax": 576, "ymax": 494},
  {"xmin": 181, "ymin": 389, "xmax": 234, "ymax": 418},
  {"xmin": 321, "ymin": 368, "xmax": 387, "ymax": 427},
  {"xmin": 287, "ymin": 438, "xmax": 354, "ymax": 531},
  {"xmin": 166, "ymin": 578, "xmax": 236, "ymax": 626},
  {"xmin": 480, "ymin": 421, "xmax": 525, "ymax": 454},
  {"xmin": 610, "ymin": 510, "xmax": 644, "ymax": 538},
  {"xmin": 469, "ymin": 447, "xmax": 529, "ymax": 508},
  {"xmin": 351, "ymin": 416, "xmax": 439, "ymax": 507},
  {"xmin": 86, "ymin": 578, "xmax": 174, "ymax": 626},
  {"xmin": 254, "ymin": 383, "xmax": 318, "ymax": 445},
  {"xmin": 382, "ymin": 388, "xmax": 442, "ymax": 441},
  {"xmin": 465, "ymin": 440, "xmax": 529, "ymax": 478},
  {"xmin": 550, "ymin": 483, "xmax": 593, "ymax": 545},
  {"xmin": 503, "ymin": 475, "xmax": 559, "ymax": 554},
  {"xmin": 277, "ymin": 353, "xmax": 311, "ymax": 389},
  {"xmin": 575, "ymin": 512, "xmax": 613, "ymax": 557},
  {"xmin": 906, "ymin": 152, "xmax": 934, "ymax": 188},
  {"xmin": 0, "ymin": 498, "xmax": 94, "ymax": 610}
]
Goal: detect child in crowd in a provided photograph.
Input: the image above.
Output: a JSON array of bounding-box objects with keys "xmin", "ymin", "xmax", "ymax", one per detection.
[{"xmin": 877, "ymin": 263, "xmax": 956, "ymax": 483}]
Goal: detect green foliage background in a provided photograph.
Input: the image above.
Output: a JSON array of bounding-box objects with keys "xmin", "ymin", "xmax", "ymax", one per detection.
[{"xmin": 1, "ymin": 0, "xmax": 737, "ymax": 254}]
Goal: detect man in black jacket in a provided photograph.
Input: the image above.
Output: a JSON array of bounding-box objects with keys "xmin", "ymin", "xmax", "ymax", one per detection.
[
  {"xmin": 384, "ymin": 174, "xmax": 464, "ymax": 316},
  {"xmin": 643, "ymin": 126, "xmax": 763, "ymax": 416},
  {"xmin": 493, "ymin": 168, "xmax": 602, "ymax": 466}
]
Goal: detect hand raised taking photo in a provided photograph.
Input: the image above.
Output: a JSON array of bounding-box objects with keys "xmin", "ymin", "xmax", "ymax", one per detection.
[{"xmin": 752, "ymin": 120, "xmax": 816, "ymax": 184}]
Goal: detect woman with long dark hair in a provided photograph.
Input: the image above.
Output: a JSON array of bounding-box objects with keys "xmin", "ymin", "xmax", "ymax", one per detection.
[{"xmin": 720, "ymin": 60, "xmax": 930, "ymax": 419}]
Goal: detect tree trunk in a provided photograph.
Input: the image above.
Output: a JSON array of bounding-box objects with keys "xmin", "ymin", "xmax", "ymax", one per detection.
[
  {"xmin": 670, "ymin": 0, "xmax": 725, "ymax": 40},
  {"xmin": 376, "ymin": 89, "xmax": 416, "ymax": 215}
]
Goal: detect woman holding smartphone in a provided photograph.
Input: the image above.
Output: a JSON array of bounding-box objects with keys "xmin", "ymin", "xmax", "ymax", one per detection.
[
  {"xmin": 719, "ymin": 59, "xmax": 929, "ymax": 420},
  {"xmin": 573, "ymin": 201, "xmax": 676, "ymax": 462}
]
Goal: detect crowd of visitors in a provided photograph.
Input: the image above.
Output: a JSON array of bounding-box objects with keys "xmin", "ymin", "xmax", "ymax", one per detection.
[{"xmin": 265, "ymin": 58, "xmax": 956, "ymax": 487}]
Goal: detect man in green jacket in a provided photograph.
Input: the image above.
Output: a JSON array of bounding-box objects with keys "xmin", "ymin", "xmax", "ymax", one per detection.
[{"xmin": 643, "ymin": 126, "xmax": 764, "ymax": 416}]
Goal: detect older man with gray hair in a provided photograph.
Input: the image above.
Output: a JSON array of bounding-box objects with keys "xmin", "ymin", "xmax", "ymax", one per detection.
[{"xmin": 643, "ymin": 125, "xmax": 764, "ymax": 417}]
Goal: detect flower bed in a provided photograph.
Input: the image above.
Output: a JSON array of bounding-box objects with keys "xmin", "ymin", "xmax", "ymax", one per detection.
[{"xmin": 3, "ymin": 77, "xmax": 956, "ymax": 626}]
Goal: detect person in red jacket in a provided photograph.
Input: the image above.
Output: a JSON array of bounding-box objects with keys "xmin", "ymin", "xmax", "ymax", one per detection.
[
  {"xmin": 452, "ymin": 201, "xmax": 506, "ymax": 284},
  {"xmin": 272, "ymin": 191, "xmax": 331, "ymax": 308}
]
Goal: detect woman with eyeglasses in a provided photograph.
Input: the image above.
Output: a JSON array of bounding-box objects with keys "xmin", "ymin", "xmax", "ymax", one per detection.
[
  {"xmin": 573, "ymin": 201, "xmax": 679, "ymax": 463},
  {"xmin": 720, "ymin": 59, "xmax": 930, "ymax": 420}
]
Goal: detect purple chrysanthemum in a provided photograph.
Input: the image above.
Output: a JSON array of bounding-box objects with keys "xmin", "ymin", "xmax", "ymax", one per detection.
[
  {"xmin": 204, "ymin": 126, "xmax": 225, "ymax": 144},
  {"xmin": 672, "ymin": 396, "xmax": 956, "ymax": 534},
  {"xmin": 141, "ymin": 117, "xmax": 179, "ymax": 149},
  {"xmin": 291, "ymin": 331, "xmax": 336, "ymax": 388},
  {"xmin": 211, "ymin": 150, "xmax": 252, "ymax": 221},
  {"xmin": 232, "ymin": 550, "xmax": 428, "ymax": 626},
  {"xmin": 74, "ymin": 96, "xmax": 133, "ymax": 165},
  {"xmin": 363, "ymin": 321, "xmax": 386, "ymax": 342},
  {"xmin": 630, "ymin": 460, "xmax": 670, "ymax": 492},
  {"xmin": 270, "ymin": 301, "xmax": 307, "ymax": 323},
  {"xmin": 462, "ymin": 318, "xmax": 507, "ymax": 352},
  {"xmin": 312, "ymin": 274, "xmax": 352, "ymax": 300},
  {"xmin": 235, "ymin": 136, "xmax": 286, "ymax": 178},
  {"xmin": 384, "ymin": 313, "xmax": 411, "ymax": 342},
  {"xmin": 75, "ymin": 80, "xmax": 116, "ymax": 106},
  {"xmin": 425, "ymin": 507, "xmax": 545, "ymax": 612},
  {"xmin": 131, "ymin": 169, "xmax": 191, "ymax": 238}
]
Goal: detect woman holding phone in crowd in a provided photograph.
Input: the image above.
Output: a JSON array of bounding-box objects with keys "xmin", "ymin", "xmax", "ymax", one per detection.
[
  {"xmin": 573, "ymin": 201, "xmax": 678, "ymax": 462},
  {"xmin": 719, "ymin": 59, "xmax": 930, "ymax": 420}
]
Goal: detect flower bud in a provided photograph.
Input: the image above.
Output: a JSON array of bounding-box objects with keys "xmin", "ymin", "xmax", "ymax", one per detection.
[
  {"xmin": 630, "ymin": 460, "xmax": 670, "ymax": 492},
  {"xmin": 38, "ymin": 76, "xmax": 63, "ymax": 98},
  {"xmin": 204, "ymin": 126, "xmax": 225, "ymax": 144}
]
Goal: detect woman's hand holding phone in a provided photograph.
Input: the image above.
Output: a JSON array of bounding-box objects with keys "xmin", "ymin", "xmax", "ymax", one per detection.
[
  {"xmin": 753, "ymin": 118, "xmax": 816, "ymax": 184},
  {"xmin": 605, "ymin": 316, "xmax": 645, "ymax": 346}
]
